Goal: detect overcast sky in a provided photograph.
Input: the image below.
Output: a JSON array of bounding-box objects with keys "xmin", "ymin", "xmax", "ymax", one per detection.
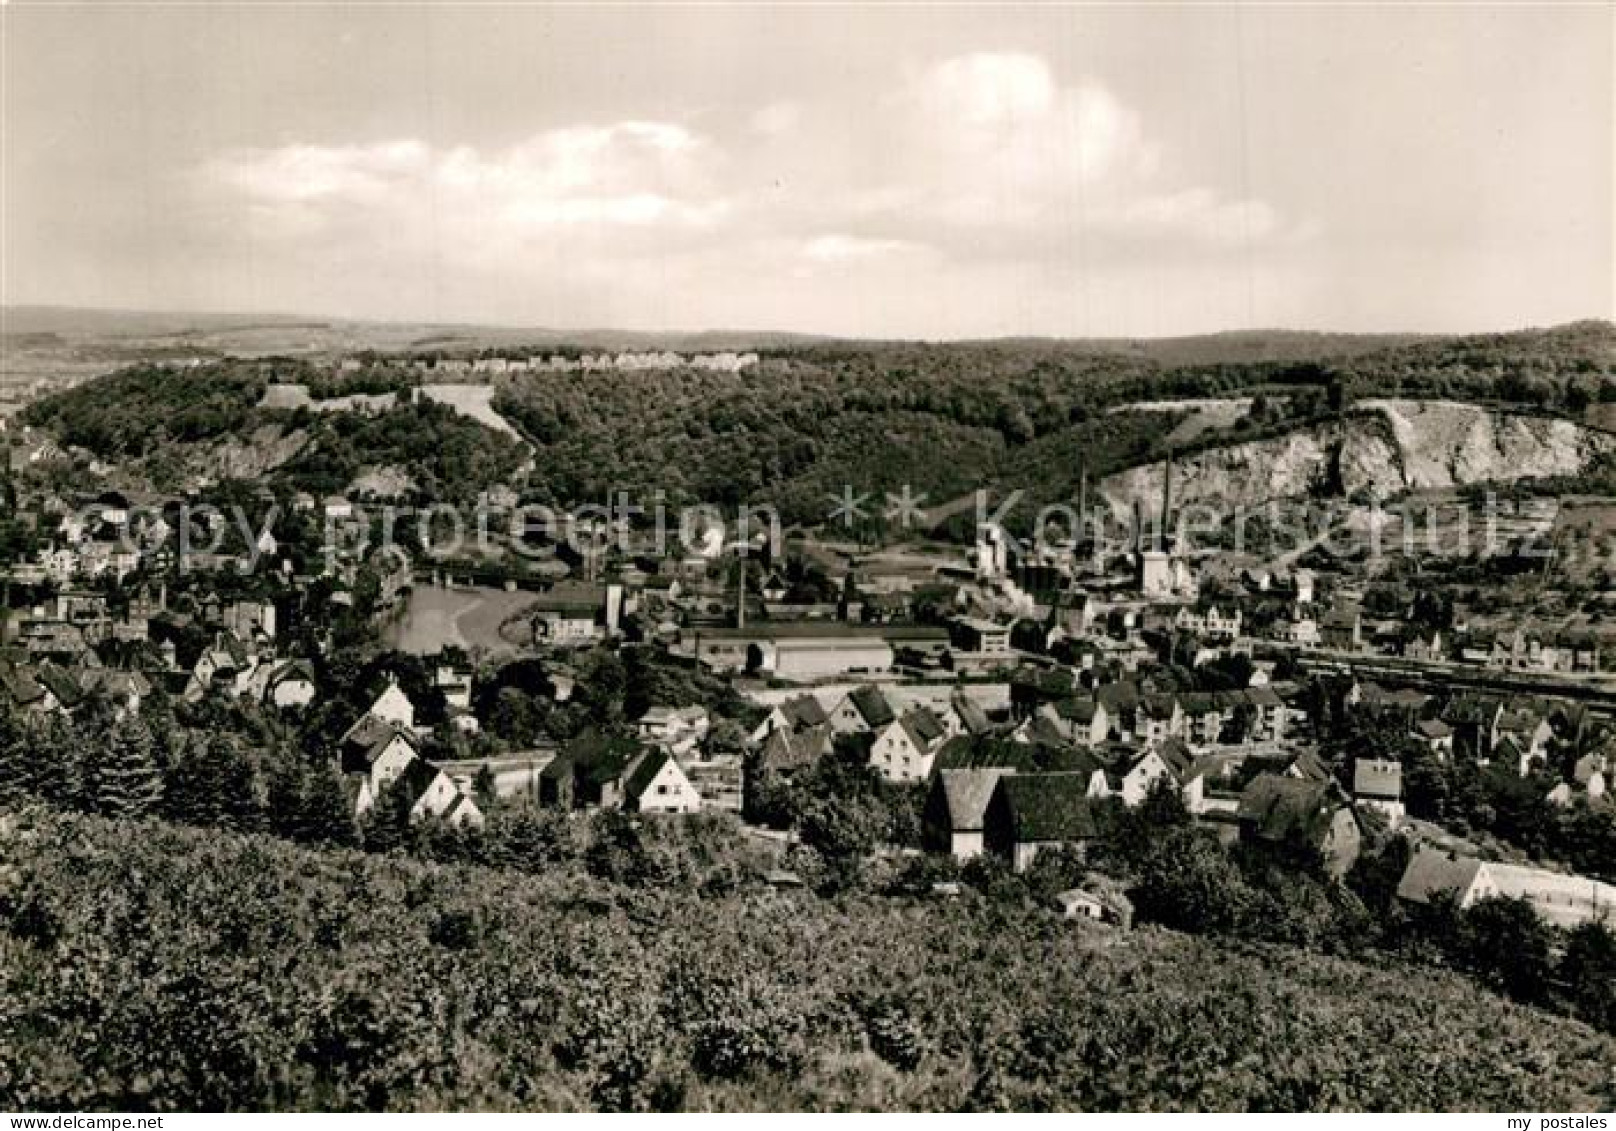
[{"xmin": 2, "ymin": 3, "xmax": 1610, "ymax": 338}]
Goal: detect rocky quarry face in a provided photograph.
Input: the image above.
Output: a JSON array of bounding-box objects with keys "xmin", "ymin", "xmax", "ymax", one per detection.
[{"xmin": 1099, "ymin": 399, "xmax": 1615, "ymax": 514}]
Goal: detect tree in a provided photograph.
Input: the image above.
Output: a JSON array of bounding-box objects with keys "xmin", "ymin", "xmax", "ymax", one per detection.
[
  {"xmin": 302, "ymin": 763, "xmax": 359, "ymax": 847},
  {"xmin": 472, "ymin": 765, "xmax": 499, "ymax": 813},
  {"xmin": 1560, "ymin": 920, "xmax": 1616, "ymax": 1033},
  {"xmin": 1458, "ymin": 896, "xmax": 1554, "ymax": 1005},
  {"xmin": 0, "ymin": 699, "xmax": 28, "ymax": 802},
  {"xmin": 92, "ymin": 717, "xmax": 163, "ymax": 819},
  {"xmin": 161, "ymin": 738, "xmax": 225, "ymax": 826},
  {"xmin": 1131, "ymin": 826, "xmax": 1252, "ymax": 934}
]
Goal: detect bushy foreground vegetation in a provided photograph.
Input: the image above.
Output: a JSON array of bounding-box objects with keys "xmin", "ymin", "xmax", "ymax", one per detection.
[{"xmin": 2, "ymin": 804, "xmax": 1613, "ymax": 1112}]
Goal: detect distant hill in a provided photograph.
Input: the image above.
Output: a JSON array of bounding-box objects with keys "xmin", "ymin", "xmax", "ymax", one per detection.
[
  {"xmin": 1, "ymin": 305, "xmax": 831, "ymax": 358},
  {"xmin": 15, "ymin": 317, "xmax": 1612, "ymax": 523}
]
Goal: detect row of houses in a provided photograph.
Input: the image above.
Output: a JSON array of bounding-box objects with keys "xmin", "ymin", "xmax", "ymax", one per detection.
[{"xmin": 924, "ymin": 751, "xmax": 1367, "ymax": 878}]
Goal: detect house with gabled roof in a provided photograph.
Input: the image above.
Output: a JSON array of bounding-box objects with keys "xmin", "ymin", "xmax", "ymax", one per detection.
[
  {"xmin": 636, "ymin": 704, "xmax": 710, "ymax": 755},
  {"xmin": 538, "ymin": 729, "xmax": 643, "ymax": 810},
  {"xmin": 828, "ymin": 685, "xmax": 896, "ymax": 735},
  {"xmin": 1282, "ymin": 748, "xmax": 1333, "ymax": 784},
  {"xmin": 1397, "ymin": 847, "xmax": 1616, "ymax": 929},
  {"xmin": 1411, "ymin": 718, "xmax": 1455, "ymax": 758},
  {"xmin": 1037, "ymin": 695, "xmax": 1109, "ymax": 746},
  {"xmin": 262, "ymin": 659, "xmax": 316, "ymax": 709},
  {"xmin": 349, "ymin": 725, "xmax": 424, "ymax": 819},
  {"xmin": 1237, "ymin": 774, "xmax": 1361, "ymax": 878},
  {"xmin": 749, "ymin": 693, "xmax": 830, "ymax": 743},
  {"xmin": 869, "ymin": 706, "xmax": 949, "ymax": 783},
  {"xmin": 1241, "ymin": 685, "xmax": 1289, "ymax": 742},
  {"xmin": 948, "ymin": 690, "xmax": 996, "ymax": 738},
  {"xmin": 0, "ymin": 660, "xmax": 60, "ymax": 715},
  {"xmin": 624, "ymin": 750, "xmax": 703, "ymax": 814},
  {"xmin": 33, "ymin": 663, "xmax": 85, "ymax": 716},
  {"xmin": 983, "ymin": 773, "xmax": 1104, "ymax": 873},
  {"xmin": 1493, "ymin": 709, "xmax": 1554, "ymax": 772},
  {"xmin": 389, "ymin": 756, "xmax": 484, "ymax": 829},
  {"xmin": 1177, "ymin": 693, "xmax": 1226, "ymax": 746},
  {"xmin": 755, "ymin": 723, "xmax": 834, "ymax": 777},
  {"xmin": 1352, "ymin": 758, "xmax": 1405, "ymax": 827},
  {"xmin": 925, "ymin": 767, "xmax": 1014, "ymax": 861},
  {"xmin": 1133, "ymin": 693, "xmax": 1184, "ymax": 746}
]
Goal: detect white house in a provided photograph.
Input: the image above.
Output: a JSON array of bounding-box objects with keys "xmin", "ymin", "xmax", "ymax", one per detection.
[
  {"xmin": 869, "ymin": 708, "xmax": 948, "ymax": 783},
  {"xmin": 624, "ymin": 751, "xmax": 703, "ymax": 814}
]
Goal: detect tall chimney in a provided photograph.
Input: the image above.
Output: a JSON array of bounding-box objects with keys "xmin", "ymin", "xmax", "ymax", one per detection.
[
  {"xmin": 1159, "ymin": 450, "xmax": 1174, "ymax": 552},
  {"xmin": 1078, "ymin": 462, "xmax": 1089, "ymax": 532}
]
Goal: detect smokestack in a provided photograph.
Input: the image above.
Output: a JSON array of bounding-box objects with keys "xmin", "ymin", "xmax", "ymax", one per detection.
[
  {"xmin": 1078, "ymin": 462, "xmax": 1089, "ymax": 532},
  {"xmin": 1159, "ymin": 450, "xmax": 1174, "ymax": 552},
  {"xmin": 737, "ymin": 551, "xmax": 747, "ymax": 630}
]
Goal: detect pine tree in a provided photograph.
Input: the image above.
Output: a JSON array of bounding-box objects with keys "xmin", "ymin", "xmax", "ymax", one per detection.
[
  {"xmin": 162, "ymin": 738, "xmax": 224, "ymax": 826},
  {"xmin": 358, "ymin": 778, "xmax": 411, "ymax": 854},
  {"xmin": 0, "ymin": 699, "xmax": 26, "ymax": 802},
  {"xmin": 301, "ymin": 763, "xmax": 358, "ymax": 847},
  {"xmin": 266, "ymin": 759, "xmax": 310, "ymax": 841},
  {"xmin": 27, "ymin": 716, "xmax": 89, "ymax": 810},
  {"xmin": 92, "ymin": 716, "xmax": 163, "ymax": 819},
  {"xmin": 216, "ymin": 741, "xmax": 265, "ymax": 834}
]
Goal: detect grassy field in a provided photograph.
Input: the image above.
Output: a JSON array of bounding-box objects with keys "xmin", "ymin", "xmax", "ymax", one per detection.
[
  {"xmin": 381, "ymin": 584, "xmax": 539, "ymax": 658},
  {"xmin": 3, "ymin": 804, "xmax": 1612, "ymax": 1112}
]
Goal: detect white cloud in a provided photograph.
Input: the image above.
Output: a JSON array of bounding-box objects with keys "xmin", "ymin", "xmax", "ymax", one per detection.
[
  {"xmin": 862, "ymin": 51, "xmax": 1279, "ymax": 253},
  {"xmin": 186, "ymin": 54, "xmax": 1307, "ymax": 332},
  {"xmin": 751, "ymin": 101, "xmax": 802, "ymax": 137},
  {"xmin": 801, "ymin": 234, "xmax": 924, "ymax": 262},
  {"xmin": 204, "ymin": 121, "xmax": 726, "ymax": 244}
]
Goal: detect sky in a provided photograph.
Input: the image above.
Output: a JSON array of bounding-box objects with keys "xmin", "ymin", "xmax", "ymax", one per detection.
[{"xmin": 1, "ymin": 3, "xmax": 1611, "ymax": 339}]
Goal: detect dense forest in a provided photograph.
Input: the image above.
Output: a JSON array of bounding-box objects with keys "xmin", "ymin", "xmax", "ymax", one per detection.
[
  {"xmin": 17, "ymin": 322, "xmax": 1613, "ymax": 523},
  {"xmin": 3, "ymin": 803, "xmax": 1613, "ymax": 1112}
]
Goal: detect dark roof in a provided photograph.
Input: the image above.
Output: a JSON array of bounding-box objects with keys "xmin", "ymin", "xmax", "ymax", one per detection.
[
  {"xmin": 1138, "ymin": 693, "xmax": 1180, "ymax": 721},
  {"xmin": 1243, "ymin": 686, "xmax": 1284, "ymax": 708},
  {"xmin": 698, "ymin": 621, "xmax": 946, "ymax": 642},
  {"xmin": 531, "ymin": 583, "xmax": 604, "ymax": 615},
  {"xmin": 900, "ymin": 706, "xmax": 947, "ymax": 749},
  {"xmin": 33, "ymin": 663, "xmax": 83, "ymax": 708},
  {"xmin": 1155, "ymin": 738, "xmax": 1195, "ymax": 779},
  {"xmin": 781, "ymin": 693, "xmax": 829, "ymax": 729},
  {"xmin": 1285, "ymin": 750, "xmax": 1333, "ymax": 783},
  {"xmin": 1052, "ymin": 696, "xmax": 1101, "ymax": 724},
  {"xmin": 361, "ymin": 726, "xmax": 418, "ymax": 768},
  {"xmin": 1096, "ymin": 680, "xmax": 1143, "ymax": 714},
  {"xmin": 394, "ymin": 757, "xmax": 448, "ymax": 807},
  {"xmin": 1498, "ymin": 709, "xmax": 1547, "ymax": 735},
  {"xmin": 994, "ymin": 773, "xmax": 1101, "ymax": 843},
  {"xmin": 0, "ymin": 663, "xmax": 48, "ymax": 707},
  {"xmin": 848, "ymin": 685, "xmax": 896, "ymax": 729},
  {"xmin": 1238, "ymin": 774, "xmax": 1349, "ymax": 847},
  {"xmin": 757, "ymin": 724, "xmax": 832, "ymax": 773},
  {"xmin": 343, "ymin": 712, "xmax": 397, "ymax": 753},
  {"xmin": 935, "ymin": 735, "xmax": 1040, "ymax": 773},
  {"xmin": 951, "ymin": 693, "xmax": 993, "ymax": 735},
  {"xmin": 623, "ymin": 750, "xmax": 679, "ymax": 800},
  {"xmin": 1020, "ymin": 714, "xmax": 1069, "ymax": 749}
]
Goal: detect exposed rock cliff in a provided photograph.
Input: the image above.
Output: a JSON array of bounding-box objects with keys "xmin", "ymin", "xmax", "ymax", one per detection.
[{"xmin": 1100, "ymin": 400, "xmax": 1614, "ymax": 514}]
